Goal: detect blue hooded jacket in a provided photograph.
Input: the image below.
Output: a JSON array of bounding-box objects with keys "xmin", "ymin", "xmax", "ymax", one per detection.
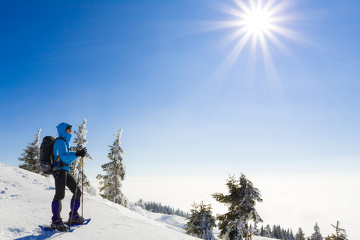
[{"xmin": 53, "ymin": 122, "xmax": 77, "ymax": 172}]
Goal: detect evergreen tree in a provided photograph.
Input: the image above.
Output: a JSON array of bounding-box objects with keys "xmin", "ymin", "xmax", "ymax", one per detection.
[
  {"xmin": 265, "ymin": 224, "xmax": 272, "ymax": 238},
  {"xmin": 259, "ymin": 226, "xmax": 265, "ymax": 236},
  {"xmin": 325, "ymin": 221, "xmax": 347, "ymax": 240},
  {"xmin": 97, "ymin": 129, "xmax": 127, "ymax": 206},
  {"xmin": 212, "ymin": 174, "xmax": 263, "ymax": 240},
  {"xmin": 185, "ymin": 201, "xmax": 216, "ymax": 240},
  {"xmin": 19, "ymin": 129, "xmax": 44, "ymax": 175},
  {"xmin": 286, "ymin": 229, "xmax": 295, "ymax": 240},
  {"xmin": 290, "ymin": 229, "xmax": 295, "ymax": 240},
  {"xmin": 273, "ymin": 225, "xmax": 282, "ymax": 239},
  {"xmin": 311, "ymin": 222, "xmax": 323, "ymax": 240},
  {"xmin": 70, "ymin": 119, "xmax": 96, "ymax": 195},
  {"xmin": 135, "ymin": 199, "xmax": 146, "ymax": 209},
  {"xmin": 252, "ymin": 222, "xmax": 260, "ymax": 236},
  {"xmin": 295, "ymin": 228, "xmax": 305, "ymax": 240}
]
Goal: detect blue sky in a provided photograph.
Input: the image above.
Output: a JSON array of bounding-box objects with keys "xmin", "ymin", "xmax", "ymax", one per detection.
[
  {"xmin": 1, "ymin": 0, "xmax": 360, "ymax": 236},
  {"xmin": 2, "ymin": 0, "xmax": 358, "ymax": 177}
]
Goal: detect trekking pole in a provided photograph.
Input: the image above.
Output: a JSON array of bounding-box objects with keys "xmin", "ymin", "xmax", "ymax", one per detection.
[
  {"xmin": 81, "ymin": 156, "xmax": 84, "ymax": 221},
  {"xmin": 69, "ymin": 159, "xmax": 82, "ymax": 230}
]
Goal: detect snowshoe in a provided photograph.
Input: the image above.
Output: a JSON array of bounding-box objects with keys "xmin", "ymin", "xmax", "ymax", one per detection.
[
  {"xmin": 51, "ymin": 220, "xmax": 69, "ymax": 232},
  {"xmin": 68, "ymin": 214, "xmax": 85, "ymax": 225}
]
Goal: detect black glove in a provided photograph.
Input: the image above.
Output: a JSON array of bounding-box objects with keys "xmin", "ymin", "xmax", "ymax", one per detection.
[{"xmin": 75, "ymin": 147, "xmax": 87, "ymax": 157}]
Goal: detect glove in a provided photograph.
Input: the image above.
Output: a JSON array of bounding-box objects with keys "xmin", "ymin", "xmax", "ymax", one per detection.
[{"xmin": 75, "ymin": 147, "xmax": 87, "ymax": 157}]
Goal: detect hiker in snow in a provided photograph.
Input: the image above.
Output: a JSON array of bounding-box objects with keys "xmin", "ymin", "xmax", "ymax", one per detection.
[{"xmin": 51, "ymin": 122, "xmax": 87, "ymax": 231}]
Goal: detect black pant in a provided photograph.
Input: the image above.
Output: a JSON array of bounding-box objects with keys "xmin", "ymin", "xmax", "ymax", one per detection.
[{"xmin": 52, "ymin": 169, "xmax": 81, "ymax": 201}]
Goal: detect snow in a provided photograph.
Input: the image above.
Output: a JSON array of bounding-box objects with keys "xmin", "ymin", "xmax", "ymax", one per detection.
[{"xmin": 0, "ymin": 163, "xmax": 274, "ymax": 240}]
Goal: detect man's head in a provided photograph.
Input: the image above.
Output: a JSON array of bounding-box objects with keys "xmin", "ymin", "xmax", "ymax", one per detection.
[{"xmin": 66, "ymin": 125, "xmax": 72, "ymax": 134}]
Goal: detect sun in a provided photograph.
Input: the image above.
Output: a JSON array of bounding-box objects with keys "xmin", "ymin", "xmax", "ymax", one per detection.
[{"xmin": 243, "ymin": 8, "xmax": 271, "ymax": 35}]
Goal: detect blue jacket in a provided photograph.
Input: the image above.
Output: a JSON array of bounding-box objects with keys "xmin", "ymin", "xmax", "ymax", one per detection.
[{"xmin": 53, "ymin": 122, "xmax": 77, "ymax": 172}]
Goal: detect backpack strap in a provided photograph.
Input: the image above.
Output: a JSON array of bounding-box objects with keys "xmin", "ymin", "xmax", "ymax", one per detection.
[{"xmin": 53, "ymin": 137, "xmax": 71, "ymax": 171}]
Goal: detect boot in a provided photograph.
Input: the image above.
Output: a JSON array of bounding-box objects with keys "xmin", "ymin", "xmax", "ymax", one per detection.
[
  {"xmin": 68, "ymin": 213, "xmax": 85, "ymax": 224},
  {"xmin": 69, "ymin": 199, "xmax": 85, "ymax": 224},
  {"xmin": 51, "ymin": 200, "xmax": 69, "ymax": 231},
  {"xmin": 51, "ymin": 220, "xmax": 69, "ymax": 232}
]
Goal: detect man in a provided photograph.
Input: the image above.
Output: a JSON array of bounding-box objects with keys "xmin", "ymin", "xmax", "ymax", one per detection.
[{"xmin": 51, "ymin": 122, "xmax": 87, "ymax": 231}]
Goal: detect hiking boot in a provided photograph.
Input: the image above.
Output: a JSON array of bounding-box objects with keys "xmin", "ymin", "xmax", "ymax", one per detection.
[
  {"xmin": 68, "ymin": 214, "xmax": 85, "ymax": 224},
  {"xmin": 51, "ymin": 220, "xmax": 69, "ymax": 232}
]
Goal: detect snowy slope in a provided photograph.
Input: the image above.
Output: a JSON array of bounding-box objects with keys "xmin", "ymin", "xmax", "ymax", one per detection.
[{"xmin": 0, "ymin": 163, "xmax": 273, "ymax": 240}]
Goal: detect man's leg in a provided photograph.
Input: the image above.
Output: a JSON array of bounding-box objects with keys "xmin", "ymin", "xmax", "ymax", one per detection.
[
  {"xmin": 66, "ymin": 172, "xmax": 83, "ymax": 223},
  {"xmin": 52, "ymin": 170, "xmax": 67, "ymax": 223}
]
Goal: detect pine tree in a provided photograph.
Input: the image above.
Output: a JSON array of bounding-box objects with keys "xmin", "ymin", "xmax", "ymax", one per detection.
[
  {"xmin": 70, "ymin": 119, "xmax": 96, "ymax": 195},
  {"xmin": 185, "ymin": 201, "xmax": 216, "ymax": 240},
  {"xmin": 265, "ymin": 224, "xmax": 272, "ymax": 238},
  {"xmin": 259, "ymin": 226, "xmax": 265, "ymax": 236},
  {"xmin": 295, "ymin": 228, "xmax": 305, "ymax": 240},
  {"xmin": 290, "ymin": 229, "xmax": 295, "ymax": 240},
  {"xmin": 19, "ymin": 129, "xmax": 44, "ymax": 175},
  {"xmin": 325, "ymin": 221, "xmax": 347, "ymax": 240},
  {"xmin": 252, "ymin": 222, "xmax": 260, "ymax": 236},
  {"xmin": 286, "ymin": 228, "xmax": 295, "ymax": 240},
  {"xmin": 311, "ymin": 222, "xmax": 323, "ymax": 240},
  {"xmin": 212, "ymin": 174, "xmax": 263, "ymax": 240},
  {"xmin": 135, "ymin": 199, "xmax": 146, "ymax": 209},
  {"xmin": 96, "ymin": 129, "xmax": 128, "ymax": 206}
]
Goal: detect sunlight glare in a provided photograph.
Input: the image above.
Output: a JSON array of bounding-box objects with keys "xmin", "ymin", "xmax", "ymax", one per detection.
[
  {"xmin": 244, "ymin": 9, "xmax": 271, "ymax": 34},
  {"xmin": 207, "ymin": 0, "xmax": 300, "ymax": 85}
]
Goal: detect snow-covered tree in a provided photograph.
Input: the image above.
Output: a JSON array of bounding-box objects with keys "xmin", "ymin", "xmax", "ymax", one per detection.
[
  {"xmin": 286, "ymin": 229, "xmax": 296, "ymax": 240},
  {"xmin": 134, "ymin": 199, "xmax": 146, "ymax": 209},
  {"xmin": 325, "ymin": 221, "xmax": 347, "ymax": 240},
  {"xmin": 70, "ymin": 119, "xmax": 96, "ymax": 195},
  {"xmin": 96, "ymin": 129, "xmax": 127, "ymax": 207},
  {"xmin": 212, "ymin": 174, "xmax": 263, "ymax": 240},
  {"xmin": 295, "ymin": 228, "xmax": 305, "ymax": 240},
  {"xmin": 252, "ymin": 223, "xmax": 259, "ymax": 236},
  {"xmin": 185, "ymin": 201, "xmax": 216, "ymax": 240},
  {"xmin": 311, "ymin": 223, "xmax": 323, "ymax": 240},
  {"xmin": 264, "ymin": 224, "xmax": 272, "ymax": 238},
  {"xmin": 19, "ymin": 129, "xmax": 44, "ymax": 175}
]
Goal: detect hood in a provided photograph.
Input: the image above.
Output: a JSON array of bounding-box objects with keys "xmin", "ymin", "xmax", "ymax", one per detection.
[{"xmin": 56, "ymin": 122, "xmax": 72, "ymax": 144}]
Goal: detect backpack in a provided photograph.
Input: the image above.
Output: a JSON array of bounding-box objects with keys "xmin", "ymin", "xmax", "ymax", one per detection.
[{"xmin": 39, "ymin": 136, "xmax": 65, "ymax": 174}]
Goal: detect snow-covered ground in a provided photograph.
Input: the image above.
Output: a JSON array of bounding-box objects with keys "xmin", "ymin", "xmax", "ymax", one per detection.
[{"xmin": 0, "ymin": 163, "xmax": 275, "ymax": 240}]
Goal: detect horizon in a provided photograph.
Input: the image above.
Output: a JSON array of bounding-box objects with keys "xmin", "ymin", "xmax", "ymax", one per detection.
[{"xmin": 1, "ymin": 0, "xmax": 359, "ymax": 239}]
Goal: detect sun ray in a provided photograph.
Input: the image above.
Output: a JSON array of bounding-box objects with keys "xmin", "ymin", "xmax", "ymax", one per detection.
[
  {"xmin": 268, "ymin": 24, "xmax": 301, "ymax": 41},
  {"xmin": 211, "ymin": 31, "xmax": 253, "ymax": 87},
  {"xmin": 220, "ymin": 28, "xmax": 249, "ymax": 50},
  {"xmin": 218, "ymin": 1, "xmax": 247, "ymax": 18},
  {"xmin": 258, "ymin": 31, "xmax": 285, "ymax": 101},
  {"xmin": 264, "ymin": 29, "xmax": 292, "ymax": 57},
  {"xmin": 262, "ymin": 0, "xmax": 276, "ymax": 12},
  {"xmin": 266, "ymin": 0, "xmax": 292, "ymax": 17}
]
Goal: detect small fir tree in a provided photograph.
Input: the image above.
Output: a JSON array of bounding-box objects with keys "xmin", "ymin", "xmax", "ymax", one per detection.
[
  {"xmin": 311, "ymin": 222, "xmax": 323, "ymax": 240},
  {"xmin": 295, "ymin": 228, "xmax": 305, "ymax": 240},
  {"xmin": 70, "ymin": 119, "xmax": 96, "ymax": 195},
  {"xmin": 135, "ymin": 199, "xmax": 146, "ymax": 209},
  {"xmin": 97, "ymin": 129, "xmax": 127, "ymax": 206},
  {"xmin": 252, "ymin": 223, "xmax": 260, "ymax": 236},
  {"xmin": 185, "ymin": 201, "xmax": 216, "ymax": 240},
  {"xmin": 325, "ymin": 221, "xmax": 347, "ymax": 240},
  {"xmin": 212, "ymin": 174, "xmax": 263, "ymax": 240},
  {"xmin": 265, "ymin": 225, "xmax": 272, "ymax": 238},
  {"xmin": 286, "ymin": 229, "xmax": 295, "ymax": 240},
  {"xmin": 19, "ymin": 129, "xmax": 44, "ymax": 175}
]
